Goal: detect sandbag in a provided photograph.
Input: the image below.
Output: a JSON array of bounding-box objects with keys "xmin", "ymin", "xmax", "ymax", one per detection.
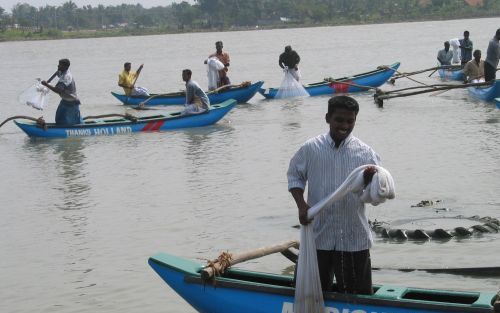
[{"xmin": 18, "ymin": 79, "xmax": 50, "ymax": 110}]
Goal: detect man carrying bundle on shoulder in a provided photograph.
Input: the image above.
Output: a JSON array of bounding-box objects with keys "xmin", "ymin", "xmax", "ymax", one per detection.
[
  {"xmin": 205, "ymin": 41, "xmax": 230, "ymax": 89},
  {"xmin": 279, "ymin": 45, "xmax": 301, "ymax": 81},
  {"xmin": 118, "ymin": 62, "xmax": 149, "ymax": 96}
]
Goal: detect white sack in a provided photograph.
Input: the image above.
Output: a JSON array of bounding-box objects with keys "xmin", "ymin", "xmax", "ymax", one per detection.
[{"xmin": 18, "ymin": 79, "xmax": 50, "ymax": 110}]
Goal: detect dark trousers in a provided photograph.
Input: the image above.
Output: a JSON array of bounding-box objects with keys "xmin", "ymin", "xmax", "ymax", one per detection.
[
  {"xmin": 484, "ymin": 62, "xmax": 497, "ymax": 82},
  {"xmin": 317, "ymin": 249, "xmax": 373, "ymax": 295}
]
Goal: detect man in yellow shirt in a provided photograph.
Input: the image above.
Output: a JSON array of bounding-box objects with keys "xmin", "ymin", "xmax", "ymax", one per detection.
[
  {"xmin": 462, "ymin": 50, "xmax": 485, "ymax": 83},
  {"xmin": 118, "ymin": 62, "xmax": 149, "ymax": 96}
]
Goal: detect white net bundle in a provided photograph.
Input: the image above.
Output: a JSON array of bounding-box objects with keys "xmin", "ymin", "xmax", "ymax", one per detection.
[
  {"xmin": 275, "ymin": 68, "xmax": 309, "ymax": 99},
  {"xmin": 294, "ymin": 165, "xmax": 396, "ymax": 313},
  {"xmin": 18, "ymin": 79, "xmax": 51, "ymax": 110},
  {"xmin": 207, "ymin": 57, "xmax": 224, "ymax": 90}
]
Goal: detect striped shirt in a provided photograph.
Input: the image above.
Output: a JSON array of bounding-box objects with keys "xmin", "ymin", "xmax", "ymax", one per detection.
[{"xmin": 287, "ymin": 132, "xmax": 380, "ymax": 251}]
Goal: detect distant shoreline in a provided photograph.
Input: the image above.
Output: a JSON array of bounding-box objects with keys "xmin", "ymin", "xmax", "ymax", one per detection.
[{"xmin": 1, "ymin": 15, "xmax": 499, "ymax": 43}]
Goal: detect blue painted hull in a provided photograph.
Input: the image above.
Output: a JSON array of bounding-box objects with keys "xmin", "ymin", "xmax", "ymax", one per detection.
[
  {"xmin": 14, "ymin": 99, "xmax": 236, "ymax": 138},
  {"xmin": 258, "ymin": 62, "xmax": 400, "ymax": 99},
  {"xmin": 148, "ymin": 252, "xmax": 496, "ymax": 313},
  {"xmin": 438, "ymin": 68, "xmax": 464, "ymax": 81},
  {"xmin": 111, "ymin": 81, "xmax": 264, "ymax": 106},
  {"xmin": 468, "ymin": 80, "xmax": 500, "ymax": 102},
  {"xmin": 495, "ymin": 98, "xmax": 500, "ymax": 109}
]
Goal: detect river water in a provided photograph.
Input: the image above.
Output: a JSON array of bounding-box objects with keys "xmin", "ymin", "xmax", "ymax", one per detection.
[{"xmin": 0, "ymin": 17, "xmax": 499, "ymax": 313}]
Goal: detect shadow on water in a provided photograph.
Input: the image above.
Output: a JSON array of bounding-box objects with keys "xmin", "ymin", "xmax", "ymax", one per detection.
[{"xmin": 22, "ymin": 138, "xmax": 93, "ymax": 212}]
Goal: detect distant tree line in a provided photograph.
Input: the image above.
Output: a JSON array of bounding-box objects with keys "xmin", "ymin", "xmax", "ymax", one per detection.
[{"xmin": 1, "ymin": 0, "xmax": 499, "ymax": 33}]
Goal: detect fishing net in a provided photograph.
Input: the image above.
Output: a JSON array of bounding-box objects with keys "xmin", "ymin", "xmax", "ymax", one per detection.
[
  {"xmin": 294, "ymin": 165, "xmax": 396, "ymax": 313},
  {"xmin": 275, "ymin": 68, "xmax": 309, "ymax": 99},
  {"xmin": 207, "ymin": 57, "xmax": 224, "ymax": 90},
  {"xmin": 18, "ymin": 79, "xmax": 50, "ymax": 110}
]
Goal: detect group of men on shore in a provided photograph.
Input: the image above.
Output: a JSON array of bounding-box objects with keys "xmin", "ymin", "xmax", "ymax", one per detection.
[{"xmin": 437, "ymin": 28, "xmax": 500, "ymax": 83}]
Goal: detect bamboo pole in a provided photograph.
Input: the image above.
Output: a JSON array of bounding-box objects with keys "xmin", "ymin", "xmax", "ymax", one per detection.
[
  {"xmin": 201, "ymin": 240, "xmax": 299, "ymax": 280},
  {"xmin": 374, "ymin": 80, "xmax": 492, "ymax": 105}
]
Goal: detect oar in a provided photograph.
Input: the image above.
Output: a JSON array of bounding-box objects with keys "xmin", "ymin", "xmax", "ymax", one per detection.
[{"xmin": 280, "ymin": 247, "xmax": 500, "ymax": 277}]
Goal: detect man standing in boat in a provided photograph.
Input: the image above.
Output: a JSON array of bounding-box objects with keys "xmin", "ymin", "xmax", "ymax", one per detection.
[
  {"xmin": 205, "ymin": 41, "xmax": 230, "ymax": 88},
  {"xmin": 484, "ymin": 28, "xmax": 500, "ymax": 82},
  {"xmin": 287, "ymin": 96, "xmax": 379, "ymax": 295},
  {"xmin": 462, "ymin": 50, "xmax": 485, "ymax": 83},
  {"xmin": 42, "ymin": 58, "xmax": 82, "ymax": 126},
  {"xmin": 279, "ymin": 45, "xmax": 301, "ymax": 81},
  {"xmin": 118, "ymin": 62, "xmax": 149, "ymax": 96},
  {"xmin": 437, "ymin": 41, "xmax": 453, "ymax": 66},
  {"xmin": 459, "ymin": 31, "xmax": 473, "ymax": 68},
  {"xmin": 182, "ymin": 69, "xmax": 210, "ymax": 114}
]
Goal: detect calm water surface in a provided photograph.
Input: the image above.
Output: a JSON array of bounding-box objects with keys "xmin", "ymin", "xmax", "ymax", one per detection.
[{"xmin": 1, "ymin": 18, "xmax": 499, "ymax": 313}]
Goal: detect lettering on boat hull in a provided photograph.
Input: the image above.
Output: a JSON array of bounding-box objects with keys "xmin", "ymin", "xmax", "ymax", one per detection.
[{"xmin": 65, "ymin": 126, "xmax": 133, "ymax": 137}]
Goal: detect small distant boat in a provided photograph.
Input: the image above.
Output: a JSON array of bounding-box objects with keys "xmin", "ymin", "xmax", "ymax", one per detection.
[
  {"xmin": 438, "ymin": 68, "xmax": 464, "ymax": 81},
  {"xmin": 111, "ymin": 81, "xmax": 264, "ymax": 106},
  {"xmin": 149, "ymin": 251, "xmax": 499, "ymax": 313},
  {"xmin": 14, "ymin": 99, "xmax": 236, "ymax": 138},
  {"xmin": 495, "ymin": 97, "xmax": 500, "ymax": 109},
  {"xmin": 258, "ymin": 62, "xmax": 400, "ymax": 99},
  {"xmin": 468, "ymin": 79, "xmax": 500, "ymax": 102}
]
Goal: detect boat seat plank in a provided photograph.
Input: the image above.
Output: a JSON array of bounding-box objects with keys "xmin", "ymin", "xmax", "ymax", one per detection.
[{"xmin": 374, "ymin": 285, "xmax": 407, "ymax": 299}]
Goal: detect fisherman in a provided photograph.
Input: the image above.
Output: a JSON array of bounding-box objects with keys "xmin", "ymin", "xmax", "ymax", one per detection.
[
  {"xmin": 484, "ymin": 28, "xmax": 500, "ymax": 82},
  {"xmin": 279, "ymin": 45, "xmax": 301, "ymax": 81},
  {"xmin": 287, "ymin": 95, "xmax": 379, "ymax": 295},
  {"xmin": 205, "ymin": 41, "xmax": 230, "ymax": 88},
  {"xmin": 437, "ymin": 41, "xmax": 453, "ymax": 66},
  {"xmin": 118, "ymin": 62, "xmax": 149, "ymax": 96},
  {"xmin": 41, "ymin": 58, "xmax": 82, "ymax": 126},
  {"xmin": 182, "ymin": 69, "xmax": 210, "ymax": 114},
  {"xmin": 462, "ymin": 50, "xmax": 484, "ymax": 83},
  {"xmin": 459, "ymin": 31, "xmax": 473, "ymax": 67}
]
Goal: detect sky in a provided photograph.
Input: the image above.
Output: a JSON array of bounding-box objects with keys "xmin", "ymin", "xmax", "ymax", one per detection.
[{"xmin": 1, "ymin": 0, "xmax": 193, "ymax": 12}]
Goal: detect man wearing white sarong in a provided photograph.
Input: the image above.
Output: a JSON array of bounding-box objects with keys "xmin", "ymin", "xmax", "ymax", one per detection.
[{"xmin": 287, "ymin": 96, "xmax": 380, "ymax": 295}]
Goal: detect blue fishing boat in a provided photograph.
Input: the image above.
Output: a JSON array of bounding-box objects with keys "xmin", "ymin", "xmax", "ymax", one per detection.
[
  {"xmin": 468, "ymin": 79, "xmax": 500, "ymax": 102},
  {"xmin": 495, "ymin": 98, "xmax": 500, "ymax": 109},
  {"xmin": 149, "ymin": 251, "xmax": 499, "ymax": 313},
  {"xmin": 258, "ymin": 62, "xmax": 400, "ymax": 99},
  {"xmin": 13, "ymin": 99, "xmax": 236, "ymax": 138},
  {"xmin": 438, "ymin": 68, "xmax": 464, "ymax": 81},
  {"xmin": 111, "ymin": 81, "xmax": 264, "ymax": 106}
]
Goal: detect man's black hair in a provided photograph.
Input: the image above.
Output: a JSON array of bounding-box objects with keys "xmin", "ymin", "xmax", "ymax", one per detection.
[
  {"xmin": 182, "ymin": 69, "xmax": 192, "ymax": 76},
  {"xmin": 124, "ymin": 62, "xmax": 131, "ymax": 67},
  {"xmin": 59, "ymin": 58, "xmax": 70, "ymax": 67},
  {"xmin": 327, "ymin": 95, "xmax": 359, "ymax": 115}
]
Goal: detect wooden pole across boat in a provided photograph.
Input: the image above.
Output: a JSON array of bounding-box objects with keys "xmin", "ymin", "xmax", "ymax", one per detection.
[{"xmin": 201, "ymin": 240, "xmax": 299, "ymax": 280}]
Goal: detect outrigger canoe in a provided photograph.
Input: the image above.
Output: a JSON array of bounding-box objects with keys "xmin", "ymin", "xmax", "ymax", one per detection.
[
  {"xmin": 258, "ymin": 62, "xmax": 400, "ymax": 99},
  {"xmin": 111, "ymin": 81, "xmax": 264, "ymax": 106},
  {"xmin": 14, "ymin": 99, "xmax": 236, "ymax": 138},
  {"xmin": 468, "ymin": 79, "xmax": 500, "ymax": 102},
  {"xmin": 438, "ymin": 68, "xmax": 464, "ymax": 81},
  {"xmin": 149, "ymin": 251, "xmax": 499, "ymax": 313}
]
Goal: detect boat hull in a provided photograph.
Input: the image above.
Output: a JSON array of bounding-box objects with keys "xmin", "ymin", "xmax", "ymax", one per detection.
[
  {"xmin": 438, "ymin": 68, "xmax": 464, "ymax": 81},
  {"xmin": 468, "ymin": 80, "xmax": 500, "ymax": 102},
  {"xmin": 14, "ymin": 99, "xmax": 236, "ymax": 138},
  {"xmin": 111, "ymin": 81, "xmax": 264, "ymax": 106},
  {"xmin": 149, "ymin": 252, "xmax": 497, "ymax": 313},
  {"xmin": 495, "ymin": 97, "xmax": 500, "ymax": 109},
  {"xmin": 258, "ymin": 62, "xmax": 400, "ymax": 99}
]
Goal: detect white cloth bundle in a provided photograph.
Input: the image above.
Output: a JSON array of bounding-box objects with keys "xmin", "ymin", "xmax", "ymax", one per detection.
[
  {"xmin": 449, "ymin": 38, "xmax": 461, "ymax": 64},
  {"xmin": 294, "ymin": 165, "xmax": 395, "ymax": 313},
  {"xmin": 275, "ymin": 67, "xmax": 309, "ymax": 99},
  {"xmin": 206, "ymin": 57, "xmax": 225, "ymax": 90},
  {"xmin": 18, "ymin": 79, "xmax": 51, "ymax": 110}
]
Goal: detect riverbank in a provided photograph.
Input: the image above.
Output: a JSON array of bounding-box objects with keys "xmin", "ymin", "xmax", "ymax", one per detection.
[{"xmin": 1, "ymin": 14, "xmax": 499, "ymax": 42}]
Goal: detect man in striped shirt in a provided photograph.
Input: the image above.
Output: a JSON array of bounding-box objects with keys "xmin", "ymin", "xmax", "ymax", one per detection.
[{"xmin": 287, "ymin": 95, "xmax": 379, "ymax": 295}]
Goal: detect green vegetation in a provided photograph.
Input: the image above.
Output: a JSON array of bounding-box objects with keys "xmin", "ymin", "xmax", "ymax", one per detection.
[{"xmin": 1, "ymin": 0, "xmax": 499, "ymax": 41}]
